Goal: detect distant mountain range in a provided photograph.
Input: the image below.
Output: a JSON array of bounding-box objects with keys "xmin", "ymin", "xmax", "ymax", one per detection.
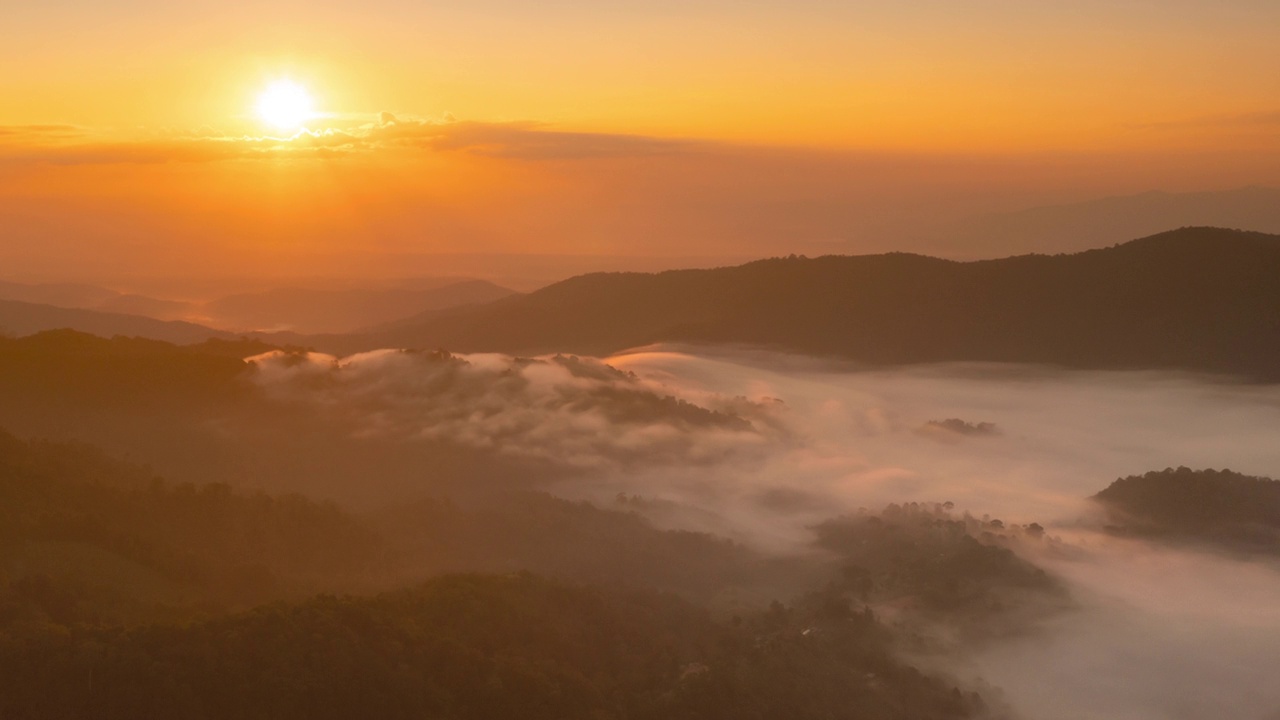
[
  {"xmin": 3, "ymin": 227, "xmax": 1278, "ymax": 379},
  {"xmin": 0, "ymin": 277, "xmax": 517, "ymax": 335},
  {"xmin": 335, "ymin": 227, "xmax": 1280, "ymax": 380},
  {"xmin": 204, "ymin": 279, "xmax": 517, "ymax": 333},
  {"xmin": 0, "ymin": 280, "xmax": 120, "ymax": 309},
  {"xmin": 960, "ymin": 186, "xmax": 1280, "ymax": 257},
  {"xmin": 0, "ymin": 300, "xmax": 236, "ymax": 345}
]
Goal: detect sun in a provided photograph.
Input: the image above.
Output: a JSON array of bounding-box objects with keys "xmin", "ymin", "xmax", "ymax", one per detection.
[{"xmin": 255, "ymin": 80, "xmax": 315, "ymax": 131}]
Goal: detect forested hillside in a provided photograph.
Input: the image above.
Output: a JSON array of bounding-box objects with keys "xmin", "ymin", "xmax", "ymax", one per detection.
[
  {"xmin": 1093, "ymin": 467, "xmax": 1280, "ymax": 553},
  {"xmin": 0, "ymin": 431, "xmax": 1035, "ymax": 720},
  {"xmin": 0, "ymin": 574, "xmax": 994, "ymax": 720}
]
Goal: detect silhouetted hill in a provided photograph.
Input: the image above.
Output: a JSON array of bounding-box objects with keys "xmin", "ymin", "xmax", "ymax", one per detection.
[
  {"xmin": 1093, "ymin": 467, "xmax": 1280, "ymax": 553},
  {"xmin": 350, "ymin": 228, "xmax": 1280, "ymax": 379},
  {"xmin": 0, "ymin": 330, "xmax": 252, "ymax": 407},
  {"xmin": 0, "ymin": 299, "xmax": 233, "ymax": 345},
  {"xmin": 205, "ymin": 279, "xmax": 518, "ymax": 333}
]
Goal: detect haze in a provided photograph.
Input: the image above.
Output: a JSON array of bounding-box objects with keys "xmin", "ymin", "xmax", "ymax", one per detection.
[
  {"xmin": 242, "ymin": 344, "xmax": 1280, "ymax": 717},
  {"xmin": 3, "ymin": 1, "xmax": 1279, "ymax": 719},
  {"xmin": 4, "ymin": 1, "xmax": 1280, "ymax": 286}
]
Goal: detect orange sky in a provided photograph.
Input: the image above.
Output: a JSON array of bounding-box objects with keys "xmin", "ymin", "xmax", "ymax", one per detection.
[{"xmin": 1, "ymin": 0, "xmax": 1278, "ymax": 285}]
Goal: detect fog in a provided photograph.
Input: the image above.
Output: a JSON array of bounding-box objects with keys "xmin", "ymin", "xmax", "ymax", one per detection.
[
  {"xmin": 967, "ymin": 535, "xmax": 1280, "ymax": 719},
  {"xmin": 570, "ymin": 348, "xmax": 1276, "ymax": 542},
  {"xmin": 246, "ymin": 348, "xmax": 775, "ymax": 469},
  {"xmin": 246, "ymin": 344, "xmax": 1280, "ymax": 719},
  {"xmin": 604, "ymin": 348, "xmax": 1280, "ymax": 719},
  {"xmin": 609, "ymin": 347, "xmax": 1280, "ymax": 720}
]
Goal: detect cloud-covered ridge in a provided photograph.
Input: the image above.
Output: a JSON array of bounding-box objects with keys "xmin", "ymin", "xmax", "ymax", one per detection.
[{"xmin": 246, "ymin": 348, "xmax": 777, "ymax": 468}]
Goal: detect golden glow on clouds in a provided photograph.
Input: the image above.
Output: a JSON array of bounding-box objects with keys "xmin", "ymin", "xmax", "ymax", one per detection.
[
  {"xmin": 255, "ymin": 80, "xmax": 315, "ymax": 132},
  {"xmin": 0, "ymin": 0, "xmax": 1277, "ymax": 282},
  {"xmin": 2, "ymin": 2, "xmax": 1278, "ymax": 153}
]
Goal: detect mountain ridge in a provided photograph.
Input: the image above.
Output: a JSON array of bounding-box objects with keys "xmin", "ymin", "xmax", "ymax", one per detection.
[
  {"xmin": 336, "ymin": 227, "xmax": 1280, "ymax": 379},
  {"xmin": 3, "ymin": 227, "xmax": 1277, "ymax": 380},
  {"xmin": 0, "ymin": 299, "xmax": 237, "ymax": 345}
]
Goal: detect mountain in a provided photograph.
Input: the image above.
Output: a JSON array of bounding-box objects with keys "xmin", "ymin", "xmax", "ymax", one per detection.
[
  {"xmin": 0, "ymin": 277, "xmax": 519, "ymax": 334},
  {"xmin": 96, "ymin": 293, "xmax": 199, "ymax": 321},
  {"xmin": 0, "ymin": 299, "xmax": 234, "ymax": 345},
  {"xmin": 204, "ymin": 279, "xmax": 518, "ymax": 333},
  {"xmin": 0, "ymin": 279, "xmax": 120, "ymax": 308},
  {"xmin": 346, "ymin": 227, "xmax": 1280, "ymax": 380},
  {"xmin": 0, "ymin": 330, "xmax": 256, "ymax": 409},
  {"xmin": 960, "ymin": 186, "xmax": 1280, "ymax": 257},
  {"xmin": 0, "ymin": 280, "xmax": 193, "ymax": 320}
]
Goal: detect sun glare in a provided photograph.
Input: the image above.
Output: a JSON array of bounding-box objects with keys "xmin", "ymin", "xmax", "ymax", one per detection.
[{"xmin": 255, "ymin": 80, "xmax": 315, "ymax": 132}]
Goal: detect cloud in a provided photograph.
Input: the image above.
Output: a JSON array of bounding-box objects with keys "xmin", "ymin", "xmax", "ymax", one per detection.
[
  {"xmin": 245, "ymin": 348, "xmax": 777, "ymax": 469},
  {"xmin": 323, "ymin": 115, "xmax": 700, "ymax": 159},
  {"xmin": 591, "ymin": 347, "xmax": 1280, "ymax": 720},
  {"xmin": 240, "ymin": 341, "xmax": 1280, "ymax": 544},
  {"xmin": 230, "ymin": 341, "xmax": 1280, "ymax": 718},
  {"xmin": 965, "ymin": 534, "xmax": 1280, "ymax": 720},
  {"xmin": 0, "ymin": 116, "xmax": 701, "ymax": 166},
  {"xmin": 419, "ymin": 121, "xmax": 699, "ymax": 159},
  {"xmin": 0, "ymin": 127, "xmax": 369, "ymax": 165}
]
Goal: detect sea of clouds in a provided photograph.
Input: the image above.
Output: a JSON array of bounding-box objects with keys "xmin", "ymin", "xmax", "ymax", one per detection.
[{"xmin": 247, "ymin": 344, "xmax": 1280, "ymax": 719}]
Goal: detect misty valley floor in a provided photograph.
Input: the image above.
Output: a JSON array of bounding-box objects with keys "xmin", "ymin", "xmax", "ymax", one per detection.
[{"xmin": 2, "ymin": 337, "xmax": 1280, "ymax": 719}]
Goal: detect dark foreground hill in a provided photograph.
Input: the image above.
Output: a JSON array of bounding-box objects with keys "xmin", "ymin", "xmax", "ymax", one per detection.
[
  {"xmin": 0, "ymin": 427, "xmax": 1039, "ymax": 719},
  {"xmin": 348, "ymin": 227, "xmax": 1280, "ymax": 379},
  {"xmin": 0, "ymin": 574, "xmax": 991, "ymax": 720}
]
